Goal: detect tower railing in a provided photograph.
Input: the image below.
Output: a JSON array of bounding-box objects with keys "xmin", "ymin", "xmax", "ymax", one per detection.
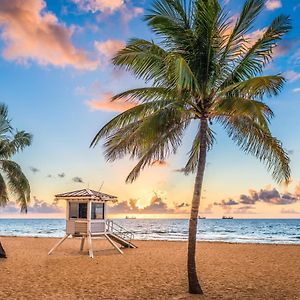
[{"xmin": 106, "ymin": 220, "xmax": 134, "ymax": 241}]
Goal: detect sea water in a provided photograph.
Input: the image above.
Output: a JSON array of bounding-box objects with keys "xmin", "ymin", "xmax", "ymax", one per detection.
[{"xmin": 0, "ymin": 218, "xmax": 299, "ymax": 244}]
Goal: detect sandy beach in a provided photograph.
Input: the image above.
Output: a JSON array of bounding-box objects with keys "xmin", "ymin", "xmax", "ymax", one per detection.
[{"xmin": 0, "ymin": 237, "xmax": 299, "ymax": 299}]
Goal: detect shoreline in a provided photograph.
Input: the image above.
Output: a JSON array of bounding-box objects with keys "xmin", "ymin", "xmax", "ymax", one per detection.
[
  {"xmin": 1, "ymin": 235, "xmax": 300, "ymax": 246},
  {"xmin": 1, "ymin": 237, "xmax": 300, "ymax": 299}
]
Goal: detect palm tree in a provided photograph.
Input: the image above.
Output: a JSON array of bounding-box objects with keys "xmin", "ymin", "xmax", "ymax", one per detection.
[
  {"xmin": 91, "ymin": 0, "xmax": 291, "ymax": 294},
  {"xmin": 0, "ymin": 104, "xmax": 32, "ymax": 258}
]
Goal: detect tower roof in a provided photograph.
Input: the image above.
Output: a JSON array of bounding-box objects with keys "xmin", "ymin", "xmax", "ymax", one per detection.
[{"xmin": 55, "ymin": 188, "xmax": 117, "ymax": 201}]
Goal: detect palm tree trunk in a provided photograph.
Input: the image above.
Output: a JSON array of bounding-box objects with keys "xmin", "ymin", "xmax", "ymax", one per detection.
[
  {"xmin": 0, "ymin": 241, "xmax": 6, "ymax": 258},
  {"xmin": 187, "ymin": 117, "xmax": 208, "ymax": 294}
]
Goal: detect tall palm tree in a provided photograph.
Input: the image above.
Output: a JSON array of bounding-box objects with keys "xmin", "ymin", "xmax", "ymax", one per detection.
[
  {"xmin": 91, "ymin": 0, "xmax": 291, "ymax": 294},
  {"xmin": 0, "ymin": 104, "xmax": 32, "ymax": 258}
]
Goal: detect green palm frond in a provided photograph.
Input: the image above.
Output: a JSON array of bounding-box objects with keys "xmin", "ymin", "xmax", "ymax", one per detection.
[
  {"xmin": 112, "ymin": 39, "xmax": 167, "ymax": 85},
  {"xmin": 184, "ymin": 125, "xmax": 215, "ymax": 174},
  {"xmin": 0, "ymin": 131, "xmax": 33, "ymax": 159},
  {"xmin": 220, "ymin": 0, "xmax": 264, "ymax": 61},
  {"xmin": 0, "ymin": 160, "xmax": 31, "ymax": 212},
  {"xmin": 227, "ymin": 14, "xmax": 291, "ymax": 82},
  {"xmin": 221, "ymin": 75, "xmax": 285, "ymax": 99},
  {"xmin": 0, "ymin": 104, "xmax": 11, "ymax": 137},
  {"xmin": 103, "ymin": 104, "xmax": 191, "ymax": 163},
  {"xmin": 0, "ymin": 173, "xmax": 8, "ymax": 207},
  {"xmin": 213, "ymin": 96, "xmax": 274, "ymax": 129},
  {"xmin": 145, "ymin": 0, "xmax": 193, "ymax": 50},
  {"xmin": 222, "ymin": 116, "xmax": 290, "ymax": 183}
]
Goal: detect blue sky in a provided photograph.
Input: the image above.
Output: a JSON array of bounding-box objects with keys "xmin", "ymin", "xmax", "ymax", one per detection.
[{"xmin": 1, "ymin": 0, "xmax": 300, "ymax": 218}]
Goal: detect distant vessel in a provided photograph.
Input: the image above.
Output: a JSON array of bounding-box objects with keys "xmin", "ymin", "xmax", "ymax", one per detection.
[
  {"xmin": 125, "ymin": 216, "xmax": 136, "ymax": 219},
  {"xmin": 198, "ymin": 216, "xmax": 206, "ymax": 219},
  {"xmin": 222, "ymin": 216, "xmax": 233, "ymax": 219}
]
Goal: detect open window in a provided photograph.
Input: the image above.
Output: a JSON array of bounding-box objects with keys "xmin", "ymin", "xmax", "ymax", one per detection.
[
  {"xmin": 91, "ymin": 203, "xmax": 104, "ymax": 219},
  {"xmin": 69, "ymin": 202, "xmax": 87, "ymax": 219}
]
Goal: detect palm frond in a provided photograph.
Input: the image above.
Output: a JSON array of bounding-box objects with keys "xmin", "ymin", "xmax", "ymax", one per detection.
[
  {"xmin": 227, "ymin": 14, "xmax": 291, "ymax": 82},
  {"xmin": 0, "ymin": 173, "xmax": 8, "ymax": 207},
  {"xmin": 220, "ymin": 75, "xmax": 285, "ymax": 99},
  {"xmin": 145, "ymin": 0, "xmax": 193, "ymax": 50},
  {"xmin": 112, "ymin": 39, "xmax": 167, "ymax": 85},
  {"xmin": 184, "ymin": 124, "xmax": 215, "ymax": 174},
  {"xmin": 222, "ymin": 116, "xmax": 290, "ymax": 183},
  {"xmin": 213, "ymin": 96, "xmax": 274, "ymax": 130},
  {"xmin": 0, "ymin": 160, "xmax": 30, "ymax": 212}
]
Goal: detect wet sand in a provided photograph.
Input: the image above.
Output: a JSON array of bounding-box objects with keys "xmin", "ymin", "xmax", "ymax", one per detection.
[{"xmin": 0, "ymin": 236, "xmax": 299, "ymax": 299}]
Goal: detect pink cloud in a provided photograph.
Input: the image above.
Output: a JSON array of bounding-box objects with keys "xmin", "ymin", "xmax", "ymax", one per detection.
[
  {"xmin": 265, "ymin": 0, "xmax": 282, "ymax": 10},
  {"xmin": 86, "ymin": 92, "xmax": 136, "ymax": 112},
  {"xmin": 72, "ymin": 0, "xmax": 124, "ymax": 14},
  {"xmin": 285, "ymin": 71, "xmax": 300, "ymax": 82},
  {"xmin": 95, "ymin": 39, "xmax": 125, "ymax": 59},
  {"xmin": 0, "ymin": 0, "xmax": 97, "ymax": 69},
  {"xmin": 121, "ymin": 6, "xmax": 144, "ymax": 24}
]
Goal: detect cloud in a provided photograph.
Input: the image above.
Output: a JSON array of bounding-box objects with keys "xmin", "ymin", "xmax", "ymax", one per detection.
[
  {"xmin": 151, "ymin": 160, "xmax": 168, "ymax": 167},
  {"xmin": 72, "ymin": 0, "xmax": 144, "ymax": 24},
  {"xmin": 0, "ymin": 201, "xmax": 19, "ymax": 213},
  {"xmin": 58, "ymin": 173, "xmax": 65, "ymax": 178},
  {"xmin": 247, "ymin": 28, "xmax": 266, "ymax": 45},
  {"xmin": 265, "ymin": 0, "xmax": 282, "ymax": 10},
  {"xmin": 203, "ymin": 204, "xmax": 213, "ymax": 214},
  {"xmin": 86, "ymin": 92, "xmax": 136, "ymax": 112},
  {"xmin": 215, "ymin": 186, "xmax": 300, "ymax": 209},
  {"xmin": 72, "ymin": 0, "xmax": 124, "ymax": 14},
  {"xmin": 0, "ymin": 0, "xmax": 97, "ymax": 69},
  {"xmin": 29, "ymin": 196, "xmax": 64, "ymax": 213},
  {"xmin": 0, "ymin": 198, "xmax": 64, "ymax": 214},
  {"xmin": 293, "ymin": 88, "xmax": 300, "ymax": 93},
  {"xmin": 281, "ymin": 208, "xmax": 300, "ymax": 214},
  {"xmin": 285, "ymin": 71, "xmax": 300, "ymax": 82},
  {"xmin": 294, "ymin": 181, "xmax": 300, "ymax": 197},
  {"xmin": 232, "ymin": 206, "xmax": 256, "ymax": 214},
  {"xmin": 239, "ymin": 189, "xmax": 259, "ymax": 205},
  {"xmin": 108, "ymin": 193, "xmax": 176, "ymax": 214},
  {"xmin": 120, "ymin": 6, "xmax": 143, "ymax": 24},
  {"xmin": 72, "ymin": 176, "xmax": 84, "ymax": 183},
  {"xmin": 30, "ymin": 166, "xmax": 39, "ymax": 173},
  {"xmin": 214, "ymin": 199, "xmax": 239, "ymax": 207},
  {"xmin": 95, "ymin": 39, "xmax": 125, "ymax": 60}
]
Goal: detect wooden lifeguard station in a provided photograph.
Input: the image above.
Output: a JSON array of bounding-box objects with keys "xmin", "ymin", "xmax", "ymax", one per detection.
[{"xmin": 48, "ymin": 188, "xmax": 136, "ymax": 258}]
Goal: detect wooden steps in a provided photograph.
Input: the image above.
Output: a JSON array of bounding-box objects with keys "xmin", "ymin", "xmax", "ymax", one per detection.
[{"xmin": 107, "ymin": 233, "xmax": 137, "ymax": 249}]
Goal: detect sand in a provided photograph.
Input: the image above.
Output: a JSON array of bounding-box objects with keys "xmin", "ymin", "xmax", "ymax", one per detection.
[{"xmin": 0, "ymin": 237, "xmax": 299, "ymax": 300}]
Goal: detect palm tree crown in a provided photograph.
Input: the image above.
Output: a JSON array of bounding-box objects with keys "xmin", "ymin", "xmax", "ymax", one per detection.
[
  {"xmin": 0, "ymin": 104, "xmax": 32, "ymax": 212},
  {"xmin": 91, "ymin": 0, "xmax": 291, "ymax": 184}
]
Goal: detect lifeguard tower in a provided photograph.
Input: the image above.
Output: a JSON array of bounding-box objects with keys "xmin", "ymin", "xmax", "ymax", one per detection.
[{"xmin": 48, "ymin": 188, "xmax": 136, "ymax": 258}]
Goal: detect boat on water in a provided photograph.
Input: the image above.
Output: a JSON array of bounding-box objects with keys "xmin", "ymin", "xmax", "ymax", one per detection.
[
  {"xmin": 125, "ymin": 216, "xmax": 136, "ymax": 219},
  {"xmin": 198, "ymin": 216, "xmax": 206, "ymax": 219},
  {"xmin": 222, "ymin": 216, "xmax": 233, "ymax": 219}
]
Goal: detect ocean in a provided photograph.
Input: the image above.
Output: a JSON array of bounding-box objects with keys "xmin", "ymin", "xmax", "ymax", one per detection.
[{"xmin": 0, "ymin": 218, "xmax": 300, "ymax": 244}]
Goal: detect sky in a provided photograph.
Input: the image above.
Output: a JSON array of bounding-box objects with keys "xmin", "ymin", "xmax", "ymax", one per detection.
[{"xmin": 1, "ymin": 0, "xmax": 300, "ymax": 219}]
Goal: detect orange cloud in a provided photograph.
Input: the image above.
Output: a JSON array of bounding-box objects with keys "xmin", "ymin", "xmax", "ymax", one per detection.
[
  {"xmin": 95, "ymin": 39, "xmax": 125, "ymax": 59},
  {"xmin": 265, "ymin": 0, "xmax": 282, "ymax": 10},
  {"xmin": 0, "ymin": 0, "xmax": 97, "ymax": 69},
  {"xmin": 86, "ymin": 92, "xmax": 136, "ymax": 112},
  {"xmin": 151, "ymin": 160, "xmax": 168, "ymax": 167}
]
